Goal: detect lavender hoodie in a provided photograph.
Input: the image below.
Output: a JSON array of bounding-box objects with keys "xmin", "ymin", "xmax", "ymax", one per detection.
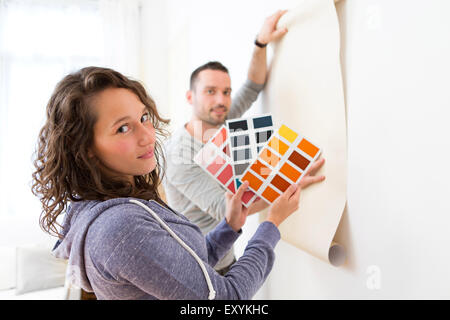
[{"xmin": 52, "ymin": 197, "xmax": 280, "ymax": 300}]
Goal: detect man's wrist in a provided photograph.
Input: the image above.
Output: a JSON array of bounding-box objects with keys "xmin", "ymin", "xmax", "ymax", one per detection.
[{"xmin": 254, "ymin": 37, "xmax": 267, "ymax": 48}]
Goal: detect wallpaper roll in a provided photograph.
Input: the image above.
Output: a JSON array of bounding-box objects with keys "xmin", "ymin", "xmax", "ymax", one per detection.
[{"xmin": 263, "ymin": 0, "xmax": 347, "ymax": 266}]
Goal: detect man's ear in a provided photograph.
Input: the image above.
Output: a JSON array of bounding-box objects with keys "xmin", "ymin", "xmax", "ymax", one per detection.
[{"xmin": 186, "ymin": 90, "xmax": 193, "ymax": 105}]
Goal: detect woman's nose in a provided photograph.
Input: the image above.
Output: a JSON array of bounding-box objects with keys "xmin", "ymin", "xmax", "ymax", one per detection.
[{"xmin": 138, "ymin": 123, "xmax": 155, "ymax": 146}]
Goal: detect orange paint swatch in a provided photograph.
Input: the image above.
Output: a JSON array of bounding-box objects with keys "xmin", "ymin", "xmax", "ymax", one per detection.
[
  {"xmin": 241, "ymin": 171, "xmax": 263, "ymax": 191},
  {"xmin": 260, "ymin": 148, "xmax": 281, "ymax": 167},
  {"xmin": 280, "ymin": 162, "xmax": 301, "ymax": 182},
  {"xmin": 262, "ymin": 186, "xmax": 280, "ymax": 203},
  {"xmin": 250, "ymin": 160, "xmax": 272, "ymax": 179},
  {"xmin": 268, "ymin": 136, "xmax": 289, "ymax": 155},
  {"xmin": 298, "ymin": 138, "xmax": 319, "ymax": 158}
]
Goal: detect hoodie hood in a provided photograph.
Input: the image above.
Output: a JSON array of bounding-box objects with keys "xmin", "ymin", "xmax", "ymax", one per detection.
[{"xmin": 52, "ymin": 198, "xmax": 134, "ymax": 292}]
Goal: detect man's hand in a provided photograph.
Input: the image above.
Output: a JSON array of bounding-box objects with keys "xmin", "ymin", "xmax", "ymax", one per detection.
[
  {"xmin": 247, "ymin": 9, "xmax": 288, "ymax": 84},
  {"xmin": 247, "ymin": 197, "xmax": 269, "ymax": 215},
  {"xmin": 256, "ymin": 10, "xmax": 289, "ymax": 45},
  {"xmin": 266, "ymin": 158, "xmax": 326, "ymax": 227},
  {"xmin": 299, "ymin": 158, "xmax": 326, "ymax": 189}
]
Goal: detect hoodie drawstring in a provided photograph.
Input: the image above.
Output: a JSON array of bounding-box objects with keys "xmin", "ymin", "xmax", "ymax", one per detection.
[{"xmin": 129, "ymin": 199, "xmax": 216, "ymax": 300}]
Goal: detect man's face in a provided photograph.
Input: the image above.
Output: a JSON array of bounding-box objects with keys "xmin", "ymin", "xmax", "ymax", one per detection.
[{"xmin": 187, "ymin": 69, "xmax": 232, "ymax": 126}]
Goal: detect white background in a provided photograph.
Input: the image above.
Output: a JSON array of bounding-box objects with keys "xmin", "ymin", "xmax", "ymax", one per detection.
[{"xmin": 1, "ymin": 0, "xmax": 450, "ymax": 299}]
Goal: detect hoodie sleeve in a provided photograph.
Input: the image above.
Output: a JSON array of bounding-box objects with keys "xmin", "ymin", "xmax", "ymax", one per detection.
[
  {"xmin": 88, "ymin": 204, "xmax": 280, "ymax": 300},
  {"xmin": 204, "ymin": 218, "xmax": 242, "ymax": 267}
]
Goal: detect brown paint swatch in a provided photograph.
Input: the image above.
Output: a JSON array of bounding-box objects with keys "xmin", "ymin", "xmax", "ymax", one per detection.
[
  {"xmin": 271, "ymin": 175, "xmax": 290, "ymax": 192},
  {"xmin": 288, "ymin": 151, "xmax": 310, "ymax": 170}
]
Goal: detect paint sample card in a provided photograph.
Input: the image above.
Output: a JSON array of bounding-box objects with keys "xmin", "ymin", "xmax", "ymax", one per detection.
[
  {"xmin": 193, "ymin": 125, "xmax": 257, "ymax": 207},
  {"xmin": 226, "ymin": 114, "xmax": 274, "ymax": 189},
  {"xmin": 240, "ymin": 124, "xmax": 322, "ymax": 204}
]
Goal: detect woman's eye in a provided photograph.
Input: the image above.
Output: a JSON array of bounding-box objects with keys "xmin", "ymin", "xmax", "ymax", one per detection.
[
  {"xmin": 117, "ymin": 125, "xmax": 129, "ymax": 133},
  {"xmin": 141, "ymin": 112, "xmax": 150, "ymax": 123}
]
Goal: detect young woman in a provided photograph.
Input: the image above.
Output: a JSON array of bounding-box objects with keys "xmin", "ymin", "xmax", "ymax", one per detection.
[{"xmin": 31, "ymin": 66, "xmax": 325, "ymax": 300}]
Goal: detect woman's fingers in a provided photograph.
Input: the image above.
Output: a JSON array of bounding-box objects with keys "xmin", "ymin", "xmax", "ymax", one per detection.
[
  {"xmin": 233, "ymin": 181, "xmax": 249, "ymax": 202},
  {"xmin": 225, "ymin": 191, "xmax": 233, "ymax": 201},
  {"xmin": 281, "ymin": 183, "xmax": 298, "ymax": 200}
]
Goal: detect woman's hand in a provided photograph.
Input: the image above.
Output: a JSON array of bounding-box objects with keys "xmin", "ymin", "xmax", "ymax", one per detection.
[{"xmin": 225, "ymin": 181, "xmax": 251, "ymax": 232}]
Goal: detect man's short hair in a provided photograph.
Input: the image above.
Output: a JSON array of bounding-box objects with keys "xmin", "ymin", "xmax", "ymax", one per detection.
[{"xmin": 189, "ymin": 61, "xmax": 229, "ymax": 90}]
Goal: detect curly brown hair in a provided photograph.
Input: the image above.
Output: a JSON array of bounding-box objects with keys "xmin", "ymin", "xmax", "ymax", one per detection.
[{"xmin": 31, "ymin": 67, "xmax": 170, "ymax": 238}]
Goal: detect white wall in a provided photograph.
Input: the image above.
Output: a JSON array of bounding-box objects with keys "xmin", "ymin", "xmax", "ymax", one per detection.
[
  {"xmin": 142, "ymin": 0, "xmax": 450, "ymax": 299},
  {"xmin": 263, "ymin": 0, "xmax": 450, "ymax": 299}
]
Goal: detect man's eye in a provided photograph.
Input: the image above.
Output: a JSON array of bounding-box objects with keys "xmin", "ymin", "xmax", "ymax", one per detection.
[
  {"xmin": 224, "ymin": 90, "xmax": 231, "ymax": 96},
  {"xmin": 117, "ymin": 125, "xmax": 129, "ymax": 133},
  {"xmin": 207, "ymin": 89, "xmax": 214, "ymax": 94}
]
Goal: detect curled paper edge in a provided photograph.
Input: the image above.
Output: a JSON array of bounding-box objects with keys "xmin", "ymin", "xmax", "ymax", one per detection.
[{"xmin": 328, "ymin": 241, "xmax": 346, "ymax": 267}]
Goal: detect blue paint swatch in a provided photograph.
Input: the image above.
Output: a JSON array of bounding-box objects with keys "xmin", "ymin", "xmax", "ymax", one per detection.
[{"xmin": 253, "ymin": 116, "xmax": 273, "ymax": 129}]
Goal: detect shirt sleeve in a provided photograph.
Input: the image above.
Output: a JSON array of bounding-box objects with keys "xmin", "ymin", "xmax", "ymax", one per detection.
[
  {"xmin": 226, "ymin": 79, "xmax": 264, "ymax": 120},
  {"xmin": 165, "ymin": 147, "xmax": 227, "ymax": 222}
]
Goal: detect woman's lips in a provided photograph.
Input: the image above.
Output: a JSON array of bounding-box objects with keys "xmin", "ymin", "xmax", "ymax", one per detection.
[{"xmin": 138, "ymin": 148, "xmax": 154, "ymax": 159}]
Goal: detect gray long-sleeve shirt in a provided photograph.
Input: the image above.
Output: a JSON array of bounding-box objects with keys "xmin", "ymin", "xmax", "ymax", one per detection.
[
  {"xmin": 52, "ymin": 198, "xmax": 280, "ymax": 300},
  {"xmin": 163, "ymin": 79, "xmax": 264, "ymax": 270}
]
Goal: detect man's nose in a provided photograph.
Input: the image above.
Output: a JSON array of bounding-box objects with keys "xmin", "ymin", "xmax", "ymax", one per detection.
[{"xmin": 216, "ymin": 93, "xmax": 228, "ymax": 106}]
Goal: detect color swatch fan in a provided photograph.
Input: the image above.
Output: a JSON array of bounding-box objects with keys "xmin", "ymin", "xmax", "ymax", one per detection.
[
  {"xmin": 240, "ymin": 124, "xmax": 322, "ymax": 204},
  {"xmin": 193, "ymin": 125, "xmax": 258, "ymax": 207},
  {"xmin": 225, "ymin": 114, "xmax": 274, "ymax": 189}
]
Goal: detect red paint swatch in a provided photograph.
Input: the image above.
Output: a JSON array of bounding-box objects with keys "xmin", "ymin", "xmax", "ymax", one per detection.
[
  {"xmin": 217, "ymin": 165, "xmax": 233, "ymax": 185},
  {"xmin": 242, "ymin": 190, "xmax": 254, "ymax": 204},
  {"xmin": 206, "ymin": 155, "xmax": 225, "ymax": 175},
  {"xmin": 211, "ymin": 127, "xmax": 227, "ymax": 147},
  {"xmin": 223, "ymin": 145, "xmax": 230, "ymax": 157},
  {"xmin": 227, "ymin": 181, "xmax": 236, "ymax": 193}
]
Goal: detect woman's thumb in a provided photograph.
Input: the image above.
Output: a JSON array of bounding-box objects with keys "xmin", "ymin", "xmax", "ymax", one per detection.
[
  {"xmin": 234, "ymin": 181, "xmax": 249, "ymax": 201},
  {"xmin": 282, "ymin": 183, "xmax": 297, "ymax": 199}
]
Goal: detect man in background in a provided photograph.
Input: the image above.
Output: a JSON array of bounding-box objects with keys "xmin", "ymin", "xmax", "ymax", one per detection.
[{"xmin": 163, "ymin": 10, "xmax": 288, "ymax": 275}]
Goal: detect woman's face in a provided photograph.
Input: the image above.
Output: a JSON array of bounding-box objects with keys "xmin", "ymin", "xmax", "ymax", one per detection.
[{"xmin": 90, "ymin": 87, "xmax": 157, "ymax": 184}]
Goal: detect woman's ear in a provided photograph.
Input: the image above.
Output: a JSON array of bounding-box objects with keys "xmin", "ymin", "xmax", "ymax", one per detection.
[{"xmin": 87, "ymin": 148, "xmax": 95, "ymax": 159}]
